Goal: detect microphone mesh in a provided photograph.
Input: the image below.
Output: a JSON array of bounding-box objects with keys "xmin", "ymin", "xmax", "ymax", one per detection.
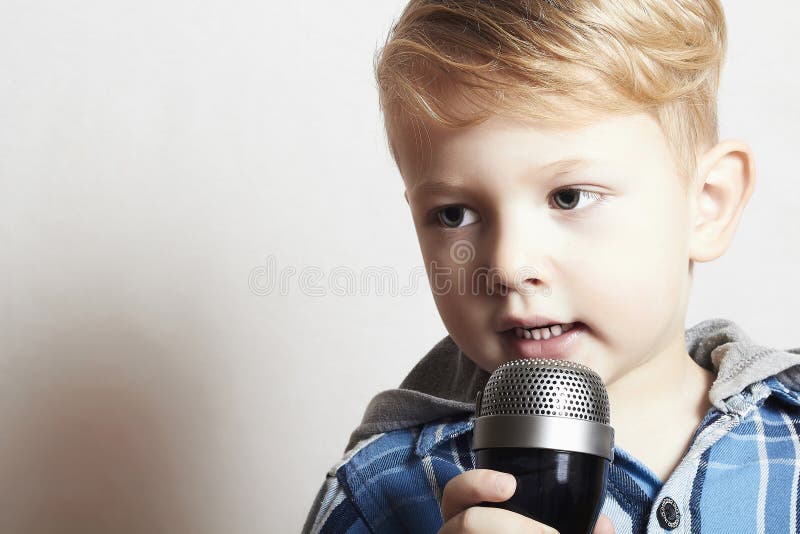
[{"xmin": 478, "ymin": 359, "xmax": 610, "ymax": 424}]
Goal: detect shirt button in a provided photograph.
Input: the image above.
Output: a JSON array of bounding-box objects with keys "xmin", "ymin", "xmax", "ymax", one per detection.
[{"xmin": 657, "ymin": 496, "xmax": 681, "ymax": 530}]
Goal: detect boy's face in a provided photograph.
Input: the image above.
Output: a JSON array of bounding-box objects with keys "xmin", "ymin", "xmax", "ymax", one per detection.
[{"xmin": 396, "ymin": 111, "xmax": 695, "ymax": 384}]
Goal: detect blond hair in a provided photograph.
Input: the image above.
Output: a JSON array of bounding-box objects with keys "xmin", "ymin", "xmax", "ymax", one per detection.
[{"xmin": 374, "ymin": 0, "xmax": 727, "ymax": 184}]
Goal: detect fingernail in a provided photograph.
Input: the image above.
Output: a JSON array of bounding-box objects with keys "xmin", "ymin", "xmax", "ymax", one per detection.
[{"xmin": 494, "ymin": 473, "xmax": 515, "ymax": 495}]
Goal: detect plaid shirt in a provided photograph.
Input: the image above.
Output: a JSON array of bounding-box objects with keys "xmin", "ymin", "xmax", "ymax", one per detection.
[{"xmin": 303, "ymin": 373, "xmax": 800, "ymax": 533}]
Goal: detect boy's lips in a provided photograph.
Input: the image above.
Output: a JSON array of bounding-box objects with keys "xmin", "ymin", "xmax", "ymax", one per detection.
[
  {"xmin": 496, "ymin": 313, "xmax": 568, "ymax": 331},
  {"xmin": 499, "ymin": 322, "xmax": 587, "ymax": 360}
]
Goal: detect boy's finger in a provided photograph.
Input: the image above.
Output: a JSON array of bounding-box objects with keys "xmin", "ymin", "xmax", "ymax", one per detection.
[
  {"xmin": 438, "ymin": 505, "xmax": 558, "ymax": 534},
  {"xmin": 593, "ymin": 514, "xmax": 615, "ymax": 534},
  {"xmin": 440, "ymin": 469, "xmax": 516, "ymax": 522}
]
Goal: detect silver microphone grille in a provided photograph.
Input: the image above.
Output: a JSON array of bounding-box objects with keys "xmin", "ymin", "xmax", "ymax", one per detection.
[{"xmin": 477, "ymin": 358, "xmax": 610, "ymax": 425}]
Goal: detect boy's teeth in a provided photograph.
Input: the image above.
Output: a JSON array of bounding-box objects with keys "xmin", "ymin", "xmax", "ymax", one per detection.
[{"xmin": 513, "ymin": 322, "xmax": 575, "ymax": 340}]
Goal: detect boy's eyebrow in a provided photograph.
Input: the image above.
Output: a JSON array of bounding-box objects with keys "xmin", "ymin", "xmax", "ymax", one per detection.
[{"xmin": 407, "ymin": 157, "xmax": 594, "ymax": 200}]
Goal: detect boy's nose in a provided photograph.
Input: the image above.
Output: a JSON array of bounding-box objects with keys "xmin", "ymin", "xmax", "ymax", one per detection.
[{"xmin": 486, "ymin": 227, "xmax": 552, "ymax": 296}]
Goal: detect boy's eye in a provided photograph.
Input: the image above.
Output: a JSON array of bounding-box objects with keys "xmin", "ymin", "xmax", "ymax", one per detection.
[
  {"xmin": 431, "ymin": 188, "xmax": 608, "ymax": 229},
  {"xmin": 434, "ymin": 205, "xmax": 479, "ymax": 229},
  {"xmin": 549, "ymin": 188, "xmax": 608, "ymax": 210}
]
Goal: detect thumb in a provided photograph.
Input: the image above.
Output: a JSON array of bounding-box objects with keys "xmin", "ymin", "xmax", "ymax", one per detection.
[{"xmin": 593, "ymin": 514, "xmax": 615, "ymax": 534}]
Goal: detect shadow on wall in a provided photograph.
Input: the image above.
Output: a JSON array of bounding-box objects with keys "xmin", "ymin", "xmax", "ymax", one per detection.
[{"xmin": 0, "ymin": 315, "xmax": 222, "ymax": 534}]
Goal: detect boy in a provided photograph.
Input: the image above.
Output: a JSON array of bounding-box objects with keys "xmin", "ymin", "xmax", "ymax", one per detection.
[{"xmin": 304, "ymin": 0, "xmax": 800, "ymax": 532}]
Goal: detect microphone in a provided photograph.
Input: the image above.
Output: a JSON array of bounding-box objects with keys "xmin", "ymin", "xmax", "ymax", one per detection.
[{"xmin": 472, "ymin": 358, "xmax": 614, "ymax": 534}]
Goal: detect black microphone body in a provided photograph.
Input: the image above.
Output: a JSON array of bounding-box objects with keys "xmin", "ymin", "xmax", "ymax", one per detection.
[
  {"xmin": 472, "ymin": 359, "xmax": 614, "ymax": 534},
  {"xmin": 476, "ymin": 448, "xmax": 608, "ymax": 534}
]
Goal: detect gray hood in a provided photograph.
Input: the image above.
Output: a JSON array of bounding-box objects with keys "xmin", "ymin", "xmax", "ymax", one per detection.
[{"xmin": 345, "ymin": 318, "xmax": 800, "ymax": 452}]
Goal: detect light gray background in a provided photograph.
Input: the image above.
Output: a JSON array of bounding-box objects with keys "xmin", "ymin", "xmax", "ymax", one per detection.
[{"xmin": 0, "ymin": 1, "xmax": 797, "ymax": 532}]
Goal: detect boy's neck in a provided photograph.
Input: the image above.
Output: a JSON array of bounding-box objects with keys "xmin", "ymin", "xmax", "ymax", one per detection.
[{"xmin": 605, "ymin": 329, "xmax": 716, "ymax": 481}]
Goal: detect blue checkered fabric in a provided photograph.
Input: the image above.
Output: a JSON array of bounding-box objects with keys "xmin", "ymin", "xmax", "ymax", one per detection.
[{"xmin": 304, "ymin": 375, "xmax": 800, "ymax": 533}]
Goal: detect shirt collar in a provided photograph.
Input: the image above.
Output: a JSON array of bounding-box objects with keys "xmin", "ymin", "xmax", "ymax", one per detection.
[
  {"xmin": 415, "ymin": 416, "xmax": 475, "ymax": 458},
  {"xmin": 689, "ymin": 318, "xmax": 800, "ymax": 412}
]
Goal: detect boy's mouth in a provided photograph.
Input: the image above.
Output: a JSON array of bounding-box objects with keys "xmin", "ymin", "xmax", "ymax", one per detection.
[
  {"xmin": 500, "ymin": 322, "xmax": 587, "ymax": 360},
  {"xmin": 511, "ymin": 322, "xmax": 577, "ymax": 340}
]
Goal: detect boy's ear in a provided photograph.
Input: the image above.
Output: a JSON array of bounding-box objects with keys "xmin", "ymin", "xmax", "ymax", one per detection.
[{"xmin": 688, "ymin": 139, "xmax": 757, "ymax": 263}]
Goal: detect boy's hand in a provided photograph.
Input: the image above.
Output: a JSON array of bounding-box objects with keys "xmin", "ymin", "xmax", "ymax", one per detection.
[{"xmin": 438, "ymin": 469, "xmax": 615, "ymax": 534}]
